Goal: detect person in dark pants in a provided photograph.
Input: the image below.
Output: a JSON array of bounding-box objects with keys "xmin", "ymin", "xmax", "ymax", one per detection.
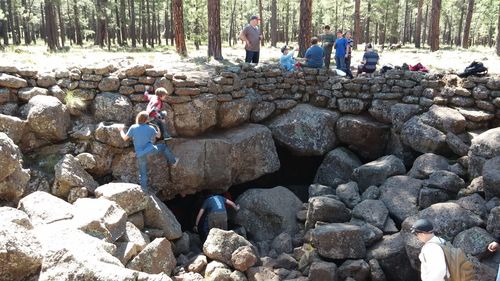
[
  {"xmin": 239, "ymin": 15, "xmax": 263, "ymax": 64},
  {"xmin": 333, "ymin": 30, "xmax": 348, "ymax": 73},
  {"xmin": 194, "ymin": 192, "xmax": 240, "ymax": 240},
  {"xmin": 320, "ymin": 25, "xmax": 335, "ymax": 69},
  {"xmin": 344, "ymin": 31, "xmax": 354, "ymax": 78},
  {"xmin": 357, "ymin": 43, "xmax": 380, "ymax": 77}
]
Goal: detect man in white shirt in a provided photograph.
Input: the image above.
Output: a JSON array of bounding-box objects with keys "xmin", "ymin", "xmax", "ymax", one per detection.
[{"xmin": 411, "ymin": 218, "xmax": 450, "ymax": 281}]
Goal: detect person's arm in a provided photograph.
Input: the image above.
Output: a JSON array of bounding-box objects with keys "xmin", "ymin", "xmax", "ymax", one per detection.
[
  {"xmin": 194, "ymin": 208, "xmax": 205, "ymax": 232},
  {"xmin": 488, "ymin": 236, "xmax": 499, "ymax": 252},
  {"xmin": 225, "ymin": 199, "xmax": 240, "ymax": 211},
  {"xmin": 345, "ymin": 40, "xmax": 350, "ymax": 57},
  {"xmin": 120, "ymin": 126, "xmax": 130, "ymax": 142},
  {"xmin": 239, "ymin": 28, "xmax": 250, "ymax": 45}
]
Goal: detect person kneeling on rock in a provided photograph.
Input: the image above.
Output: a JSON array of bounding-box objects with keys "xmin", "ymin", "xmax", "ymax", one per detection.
[
  {"xmin": 194, "ymin": 192, "xmax": 240, "ymax": 239},
  {"xmin": 120, "ymin": 111, "xmax": 178, "ymax": 193}
]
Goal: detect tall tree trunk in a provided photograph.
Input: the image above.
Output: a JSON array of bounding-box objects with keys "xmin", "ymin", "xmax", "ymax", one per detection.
[
  {"xmin": 146, "ymin": 0, "xmax": 151, "ymax": 47},
  {"xmin": 120, "ymin": 0, "xmax": 127, "ymax": 44},
  {"xmin": 7, "ymin": 0, "xmax": 19, "ymax": 44},
  {"xmin": 140, "ymin": 0, "xmax": 146, "ymax": 47},
  {"xmin": 44, "ymin": 0, "xmax": 60, "ymax": 50},
  {"xmin": 462, "ymin": 0, "xmax": 474, "ymax": 48},
  {"xmin": 14, "ymin": 9, "xmax": 21, "ymax": 44},
  {"xmin": 457, "ymin": 2, "xmax": 464, "ymax": 46},
  {"xmin": 390, "ymin": 0, "xmax": 399, "ymax": 44},
  {"xmin": 258, "ymin": 0, "xmax": 264, "ymax": 46},
  {"xmin": 228, "ymin": 0, "xmax": 236, "ymax": 46},
  {"xmin": 496, "ymin": 2, "xmax": 500, "ymax": 56},
  {"xmin": 423, "ymin": 3, "xmax": 429, "ymax": 46},
  {"xmin": 1, "ymin": 0, "xmax": 9, "ymax": 45},
  {"xmin": 380, "ymin": 8, "xmax": 388, "ymax": 46},
  {"xmin": 365, "ymin": 0, "xmax": 371, "ymax": 44},
  {"xmin": 270, "ymin": 0, "xmax": 277, "ymax": 47},
  {"xmin": 285, "ymin": 0, "xmax": 290, "ymax": 44},
  {"xmin": 415, "ymin": 0, "xmax": 424, "ymax": 48},
  {"xmin": 57, "ymin": 1, "xmax": 65, "ymax": 47},
  {"xmin": 73, "ymin": 0, "xmax": 82, "ymax": 45},
  {"xmin": 429, "ymin": 0, "xmax": 441, "ymax": 51},
  {"xmin": 172, "ymin": 0, "xmax": 186, "ymax": 56},
  {"xmin": 130, "ymin": 0, "xmax": 136, "ymax": 47},
  {"xmin": 151, "ymin": 0, "xmax": 156, "ymax": 46},
  {"xmin": 298, "ymin": 0, "xmax": 312, "ymax": 57},
  {"xmin": 40, "ymin": 2, "xmax": 45, "ymax": 43},
  {"xmin": 21, "ymin": 0, "xmax": 31, "ymax": 45},
  {"xmin": 114, "ymin": 0, "xmax": 122, "ymax": 45},
  {"xmin": 163, "ymin": 8, "xmax": 169, "ymax": 45},
  {"xmin": 96, "ymin": 0, "xmax": 107, "ymax": 47},
  {"xmin": 207, "ymin": 0, "xmax": 222, "ymax": 60},
  {"xmin": 353, "ymin": 0, "xmax": 360, "ymax": 49},
  {"xmin": 169, "ymin": 0, "xmax": 173, "ymax": 45}
]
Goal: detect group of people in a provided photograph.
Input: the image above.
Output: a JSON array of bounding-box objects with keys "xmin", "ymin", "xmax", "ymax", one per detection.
[{"xmin": 239, "ymin": 15, "xmax": 380, "ymax": 77}]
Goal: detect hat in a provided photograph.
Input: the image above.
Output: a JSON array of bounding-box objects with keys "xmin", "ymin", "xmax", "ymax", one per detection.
[
  {"xmin": 281, "ymin": 45, "xmax": 290, "ymax": 53},
  {"xmin": 250, "ymin": 15, "xmax": 260, "ymax": 21},
  {"xmin": 411, "ymin": 219, "xmax": 434, "ymax": 234}
]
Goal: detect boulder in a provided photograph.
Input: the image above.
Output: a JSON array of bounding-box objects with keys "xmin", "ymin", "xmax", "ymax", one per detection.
[
  {"xmin": 352, "ymin": 155, "xmax": 406, "ymax": 192},
  {"xmin": 114, "ymin": 242, "xmax": 142, "ymax": 265},
  {"xmin": 246, "ymin": 266, "xmax": 280, "ymax": 281},
  {"xmin": 487, "ymin": 207, "xmax": 500, "ymax": 238},
  {"xmin": 234, "ymin": 186, "xmax": 302, "ymax": 241},
  {"xmin": 368, "ymin": 259, "xmax": 386, "ymax": 281},
  {"xmin": 127, "ymin": 238, "xmax": 176, "ymax": 275},
  {"xmin": 95, "ymin": 183, "xmax": 149, "ymax": 215},
  {"xmin": 483, "ymin": 157, "xmax": 500, "ymax": 199},
  {"xmin": 314, "ymin": 147, "xmax": 362, "ymax": 187},
  {"xmin": 418, "ymin": 188, "xmax": 449, "ymax": 210},
  {"xmin": 270, "ymin": 232, "xmax": 293, "ymax": 254},
  {"xmin": 18, "ymin": 191, "xmax": 74, "ymax": 226},
  {"xmin": 380, "ymin": 176, "xmax": 422, "ymax": 224},
  {"xmin": 75, "ymin": 152, "xmax": 97, "ymax": 170},
  {"xmin": 350, "ymin": 219, "xmax": 384, "ymax": 246},
  {"xmin": 369, "ymin": 99, "xmax": 399, "ymax": 124},
  {"xmin": 72, "ymin": 197, "xmax": 127, "ymax": 242},
  {"xmin": 446, "ymin": 132, "xmax": 469, "ymax": 156},
  {"xmin": 231, "ymin": 245, "xmax": 258, "ymax": 272},
  {"xmin": 218, "ymin": 97, "xmax": 254, "ymax": 128},
  {"xmin": 266, "ymin": 104, "xmax": 339, "ymax": 156},
  {"xmin": 401, "ymin": 116, "xmax": 447, "ymax": 154},
  {"xmin": 308, "ymin": 261, "xmax": 338, "ymax": 281},
  {"xmin": 468, "ymin": 127, "xmax": 500, "ymax": 178},
  {"xmin": 0, "ymin": 132, "xmax": 22, "ymax": 181},
  {"xmin": 172, "ymin": 94, "xmax": 218, "ymax": 137},
  {"xmin": 18, "ymin": 86, "xmax": 48, "ymax": 102},
  {"xmin": 119, "ymin": 222, "xmax": 149, "ymax": 250},
  {"xmin": 457, "ymin": 193, "xmax": 488, "ymax": 219},
  {"xmin": 310, "ymin": 223, "xmax": 366, "ymax": 259},
  {"xmin": 0, "ymin": 133, "xmax": 28, "ymax": 201},
  {"xmin": 98, "ymin": 76, "xmax": 120, "ymax": 92},
  {"xmin": 0, "ymin": 114, "xmax": 26, "ymax": 144},
  {"xmin": 308, "ymin": 183, "xmax": 336, "ymax": 197},
  {"xmin": 274, "ymin": 253, "xmax": 298, "ymax": 270},
  {"xmin": 407, "ymin": 153, "xmax": 449, "ymax": 179},
  {"xmin": 0, "ymin": 207, "xmax": 42, "ymax": 281},
  {"xmin": 187, "ymin": 255, "xmax": 208, "ymax": 273},
  {"xmin": 338, "ymin": 259, "xmax": 370, "ymax": 281},
  {"xmin": 92, "ymin": 92, "xmax": 134, "ymax": 124},
  {"xmin": 336, "ymin": 181, "xmax": 362, "ymax": 208},
  {"xmin": 203, "ymin": 228, "xmax": 253, "ymax": 265},
  {"xmin": 37, "ymin": 72, "xmax": 57, "ymax": 87},
  {"xmin": 27, "ymin": 95, "xmax": 71, "ymax": 141},
  {"xmin": 424, "ymin": 170, "xmax": 466, "ymax": 193},
  {"xmin": 305, "ymin": 196, "xmax": 351, "ymax": 229},
  {"xmin": 453, "ymin": 227, "xmax": 495, "ymax": 257},
  {"xmin": 366, "ymin": 233, "xmax": 419, "ymax": 281},
  {"xmin": 95, "ymin": 122, "xmax": 130, "ymax": 148},
  {"xmin": 52, "ymin": 154, "xmax": 99, "ymax": 198},
  {"xmin": 0, "ymin": 73, "xmax": 27, "ymax": 88},
  {"xmin": 205, "ymin": 268, "xmax": 232, "ymax": 281},
  {"xmin": 352, "ymin": 199, "xmax": 389, "ymax": 230},
  {"xmin": 420, "ymin": 105, "xmax": 466, "ymax": 134},
  {"xmin": 143, "ymin": 194, "xmax": 182, "ymax": 240},
  {"xmin": 390, "ymin": 103, "xmax": 421, "ymax": 130},
  {"xmin": 336, "ymin": 115, "xmax": 390, "ymax": 160},
  {"xmin": 251, "ymin": 101, "xmax": 276, "ymax": 123}
]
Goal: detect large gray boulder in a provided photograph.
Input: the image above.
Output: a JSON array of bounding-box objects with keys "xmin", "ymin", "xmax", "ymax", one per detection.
[
  {"xmin": 27, "ymin": 95, "xmax": 71, "ymax": 141},
  {"xmin": 143, "ymin": 195, "xmax": 182, "ymax": 240},
  {"xmin": 390, "ymin": 103, "xmax": 422, "ymax": 130},
  {"xmin": 453, "ymin": 227, "xmax": 495, "ymax": 257},
  {"xmin": 305, "ymin": 196, "xmax": 351, "ymax": 229},
  {"xmin": 203, "ymin": 228, "xmax": 254, "ymax": 266},
  {"xmin": 401, "ymin": 116, "xmax": 447, "ymax": 154},
  {"xmin": 420, "ymin": 105, "xmax": 466, "ymax": 134},
  {"xmin": 95, "ymin": 183, "xmax": 149, "ymax": 215},
  {"xmin": 127, "ymin": 238, "xmax": 176, "ymax": 275},
  {"xmin": 352, "ymin": 199, "xmax": 389, "ymax": 230},
  {"xmin": 94, "ymin": 122, "xmax": 130, "ymax": 148},
  {"xmin": 423, "ymin": 170, "xmax": 466, "ymax": 193},
  {"xmin": 352, "ymin": 155, "xmax": 406, "ymax": 192},
  {"xmin": 310, "ymin": 223, "xmax": 366, "ymax": 259},
  {"xmin": 18, "ymin": 191, "xmax": 74, "ymax": 226},
  {"xmin": 336, "ymin": 181, "xmax": 362, "ymax": 208},
  {"xmin": 487, "ymin": 207, "xmax": 500, "ymax": 238},
  {"xmin": 92, "ymin": 92, "xmax": 134, "ymax": 124},
  {"xmin": 0, "ymin": 207, "xmax": 43, "ymax": 281},
  {"xmin": 266, "ymin": 104, "xmax": 339, "ymax": 156},
  {"xmin": 234, "ymin": 186, "xmax": 302, "ymax": 241},
  {"xmin": 483, "ymin": 157, "xmax": 500, "ymax": 199},
  {"xmin": 217, "ymin": 97, "xmax": 254, "ymax": 128},
  {"xmin": 336, "ymin": 115, "xmax": 390, "ymax": 160},
  {"xmin": 52, "ymin": 154, "xmax": 98, "ymax": 199},
  {"xmin": 314, "ymin": 147, "xmax": 362, "ymax": 187},
  {"xmin": 0, "ymin": 133, "xmax": 29, "ymax": 201},
  {"xmin": 407, "ymin": 153, "xmax": 449, "ymax": 179},
  {"xmin": 0, "ymin": 73, "xmax": 27, "ymax": 88},
  {"xmin": 0, "ymin": 114, "xmax": 26, "ymax": 144},
  {"xmin": 380, "ymin": 176, "xmax": 422, "ymax": 224},
  {"xmin": 172, "ymin": 94, "xmax": 218, "ymax": 137},
  {"xmin": 468, "ymin": 127, "xmax": 500, "ymax": 178}
]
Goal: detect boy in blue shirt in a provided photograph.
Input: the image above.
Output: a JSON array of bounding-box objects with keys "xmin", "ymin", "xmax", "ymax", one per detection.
[
  {"xmin": 304, "ymin": 37, "xmax": 324, "ymax": 68},
  {"xmin": 280, "ymin": 45, "xmax": 297, "ymax": 71},
  {"xmin": 334, "ymin": 30, "xmax": 348, "ymax": 72},
  {"xmin": 120, "ymin": 111, "xmax": 178, "ymax": 193},
  {"xmin": 194, "ymin": 193, "xmax": 240, "ymax": 239}
]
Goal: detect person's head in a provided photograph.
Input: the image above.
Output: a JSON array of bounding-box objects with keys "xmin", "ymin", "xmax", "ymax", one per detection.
[
  {"xmin": 345, "ymin": 31, "xmax": 352, "ymax": 39},
  {"xmin": 281, "ymin": 45, "xmax": 291, "ymax": 55},
  {"xmin": 249, "ymin": 15, "xmax": 260, "ymax": 27},
  {"xmin": 324, "ymin": 25, "xmax": 331, "ymax": 33},
  {"xmin": 155, "ymin": 87, "xmax": 168, "ymax": 100},
  {"xmin": 135, "ymin": 111, "xmax": 149, "ymax": 124},
  {"xmin": 411, "ymin": 218, "xmax": 435, "ymax": 243},
  {"xmin": 336, "ymin": 30, "xmax": 343, "ymax": 38},
  {"xmin": 366, "ymin": 43, "xmax": 373, "ymax": 50},
  {"xmin": 310, "ymin": 37, "xmax": 318, "ymax": 45}
]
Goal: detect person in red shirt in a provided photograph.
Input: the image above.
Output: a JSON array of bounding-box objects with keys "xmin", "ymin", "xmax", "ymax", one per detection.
[{"xmin": 144, "ymin": 86, "xmax": 171, "ymax": 140}]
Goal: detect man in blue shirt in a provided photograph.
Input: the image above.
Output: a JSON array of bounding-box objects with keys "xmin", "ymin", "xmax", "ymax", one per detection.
[
  {"xmin": 120, "ymin": 111, "xmax": 178, "ymax": 193},
  {"xmin": 194, "ymin": 193, "xmax": 240, "ymax": 239},
  {"xmin": 280, "ymin": 45, "xmax": 297, "ymax": 71},
  {"xmin": 304, "ymin": 37, "xmax": 323, "ymax": 68},
  {"xmin": 357, "ymin": 43, "xmax": 380, "ymax": 77},
  {"xmin": 334, "ymin": 30, "xmax": 348, "ymax": 72}
]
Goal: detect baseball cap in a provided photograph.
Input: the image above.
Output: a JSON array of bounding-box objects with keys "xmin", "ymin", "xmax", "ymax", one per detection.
[
  {"xmin": 250, "ymin": 15, "xmax": 260, "ymax": 21},
  {"xmin": 411, "ymin": 218, "xmax": 434, "ymax": 234},
  {"xmin": 281, "ymin": 45, "xmax": 290, "ymax": 53}
]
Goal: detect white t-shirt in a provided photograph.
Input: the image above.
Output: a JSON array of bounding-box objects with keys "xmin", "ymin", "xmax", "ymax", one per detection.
[{"xmin": 419, "ymin": 236, "xmax": 450, "ymax": 281}]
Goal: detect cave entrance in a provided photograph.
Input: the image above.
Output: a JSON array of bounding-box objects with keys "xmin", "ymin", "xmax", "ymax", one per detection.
[{"xmin": 165, "ymin": 144, "xmax": 324, "ymax": 231}]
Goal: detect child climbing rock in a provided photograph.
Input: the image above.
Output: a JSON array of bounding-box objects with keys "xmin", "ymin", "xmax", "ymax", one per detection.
[{"xmin": 120, "ymin": 111, "xmax": 178, "ymax": 193}]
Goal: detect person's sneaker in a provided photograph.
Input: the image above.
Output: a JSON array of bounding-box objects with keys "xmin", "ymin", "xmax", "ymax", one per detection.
[
  {"xmin": 171, "ymin": 157, "xmax": 179, "ymax": 168},
  {"xmin": 163, "ymin": 136, "xmax": 173, "ymax": 141}
]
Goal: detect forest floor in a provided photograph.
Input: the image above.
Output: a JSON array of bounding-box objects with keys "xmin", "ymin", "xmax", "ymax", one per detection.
[{"xmin": 1, "ymin": 42, "xmax": 499, "ymax": 76}]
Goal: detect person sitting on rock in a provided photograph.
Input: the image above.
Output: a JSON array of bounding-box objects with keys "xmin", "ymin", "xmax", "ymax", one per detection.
[
  {"xmin": 144, "ymin": 86, "xmax": 171, "ymax": 141},
  {"xmin": 120, "ymin": 111, "xmax": 178, "ymax": 193},
  {"xmin": 279, "ymin": 45, "xmax": 297, "ymax": 72},
  {"xmin": 357, "ymin": 43, "xmax": 379, "ymax": 77},
  {"xmin": 194, "ymin": 192, "xmax": 240, "ymax": 239},
  {"xmin": 304, "ymin": 37, "xmax": 324, "ymax": 69}
]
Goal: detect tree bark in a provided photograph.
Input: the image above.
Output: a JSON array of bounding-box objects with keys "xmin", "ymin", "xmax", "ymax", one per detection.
[
  {"xmin": 403, "ymin": 0, "xmax": 409, "ymax": 43},
  {"xmin": 95, "ymin": 0, "xmax": 107, "ymax": 47},
  {"xmin": 21, "ymin": 0, "xmax": 31, "ymax": 45},
  {"xmin": 72, "ymin": 0, "xmax": 82, "ymax": 45},
  {"xmin": 207, "ymin": 0, "xmax": 222, "ymax": 59},
  {"xmin": 228, "ymin": 0, "xmax": 236, "ymax": 46},
  {"xmin": 130, "ymin": 0, "xmax": 136, "ymax": 47},
  {"xmin": 423, "ymin": 3, "xmax": 428, "ymax": 45},
  {"xmin": 365, "ymin": 0, "xmax": 371, "ymax": 44},
  {"xmin": 496, "ymin": 2, "xmax": 500, "ymax": 56},
  {"xmin": 462, "ymin": 0, "xmax": 474, "ymax": 48},
  {"xmin": 0, "ymin": 0, "xmax": 8, "ymax": 45},
  {"xmin": 57, "ymin": 0, "xmax": 65, "ymax": 47},
  {"xmin": 7, "ymin": 0, "xmax": 19, "ymax": 44},
  {"xmin": 389, "ymin": 0, "xmax": 399, "ymax": 44},
  {"xmin": 415, "ymin": 0, "xmax": 424, "ymax": 48},
  {"xmin": 298, "ymin": 0, "xmax": 312, "ymax": 57},
  {"xmin": 270, "ymin": 0, "xmax": 277, "ymax": 47},
  {"xmin": 285, "ymin": 0, "xmax": 290, "ymax": 44},
  {"xmin": 146, "ymin": 0, "xmax": 151, "ymax": 47},
  {"xmin": 119, "ymin": 0, "xmax": 127, "ymax": 44},
  {"xmin": 429, "ymin": 0, "xmax": 441, "ymax": 51},
  {"xmin": 172, "ymin": 0, "xmax": 186, "ymax": 56},
  {"xmin": 44, "ymin": 0, "xmax": 60, "ymax": 50},
  {"xmin": 353, "ymin": 0, "xmax": 360, "ymax": 49}
]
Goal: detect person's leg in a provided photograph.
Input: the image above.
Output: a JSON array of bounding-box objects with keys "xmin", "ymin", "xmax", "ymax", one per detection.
[
  {"xmin": 245, "ymin": 50, "xmax": 252, "ymax": 63},
  {"xmin": 324, "ymin": 45, "xmax": 332, "ymax": 69},
  {"xmin": 137, "ymin": 155, "xmax": 149, "ymax": 192},
  {"xmin": 156, "ymin": 143, "xmax": 177, "ymax": 164},
  {"xmin": 208, "ymin": 212, "xmax": 228, "ymax": 230},
  {"xmin": 338, "ymin": 56, "xmax": 347, "ymax": 72},
  {"xmin": 345, "ymin": 57, "xmax": 353, "ymax": 78},
  {"xmin": 252, "ymin": 51, "xmax": 260, "ymax": 64},
  {"xmin": 335, "ymin": 55, "xmax": 341, "ymax": 69},
  {"xmin": 153, "ymin": 118, "xmax": 170, "ymax": 139}
]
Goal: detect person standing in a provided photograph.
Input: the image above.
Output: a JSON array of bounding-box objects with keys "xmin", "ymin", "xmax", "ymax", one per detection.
[
  {"xmin": 488, "ymin": 237, "xmax": 500, "ymax": 281},
  {"xmin": 344, "ymin": 31, "xmax": 354, "ymax": 78},
  {"xmin": 320, "ymin": 25, "xmax": 335, "ymax": 69},
  {"xmin": 239, "ymin": 15, "xmax": 263, "ymax": 64},
  {"xmin": 304, "ymin": 37, "xmax": 324, "ymax": 68},
  {"xmin": 120, "ymin": 111, "xmax": 178, "ymax": 193},
  {"xmin": 333, "ymin": 30, "xmax": 348, "ymax": 73},
  {"xmin": 194, "ymin": 193, "xmax": 240, "ymax": 239},
  {"xmin": 411, "ymin": 219, "xmax": 449, "ymax": 281}
]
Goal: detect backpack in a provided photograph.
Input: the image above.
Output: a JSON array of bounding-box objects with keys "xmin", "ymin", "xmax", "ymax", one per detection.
[
  {"xmin": 458, "ymin": 61, "xmax": 488, "ymax": 78},
  {"xmin": 434, "ymin": 242, "xmax": 475, "ymax": 281}
]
